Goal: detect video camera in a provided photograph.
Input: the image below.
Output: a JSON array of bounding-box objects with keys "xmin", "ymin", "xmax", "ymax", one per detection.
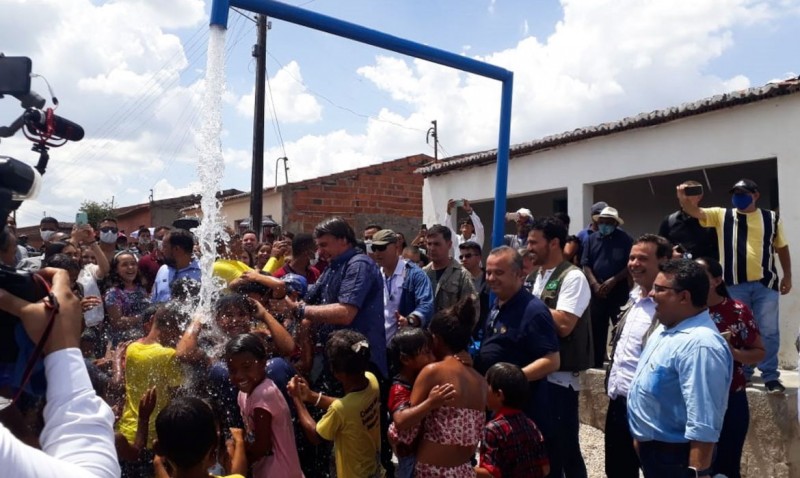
[{"xmin": 0, "ymin": 54, "xmax": 84, "ymax": 404}]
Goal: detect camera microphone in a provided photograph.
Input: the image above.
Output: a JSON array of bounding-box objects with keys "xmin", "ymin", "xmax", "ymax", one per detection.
[{"xmin": 23, "ymin": 108, "xmax": 84, "ymax": 142}]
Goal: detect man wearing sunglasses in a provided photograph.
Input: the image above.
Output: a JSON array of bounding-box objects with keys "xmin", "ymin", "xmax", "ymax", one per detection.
[
  {"xmin": 370, "ymin": 229, "xmax": 433, "ymax": 343},
  {"xmin": 96, "ymin": 217, "xmax": 120, "ymax": 264},
  {"xmin": 627, "ymin": 259, "xmax": 732, "ymax": 478},
  {"xmin": 458, "ymin": 241, "xmax": 489, "ymax": 339}
]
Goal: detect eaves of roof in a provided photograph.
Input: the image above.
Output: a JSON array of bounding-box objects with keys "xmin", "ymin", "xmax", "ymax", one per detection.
[{"xmin": 416, "ymin": 77, "xmax": 800, "ymax": 177}]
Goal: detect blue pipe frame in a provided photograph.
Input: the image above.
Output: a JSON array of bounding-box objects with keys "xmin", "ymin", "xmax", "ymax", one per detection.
[{"xmin": 211, "ymin": 0, "xmax": 514, "ymax": 248}]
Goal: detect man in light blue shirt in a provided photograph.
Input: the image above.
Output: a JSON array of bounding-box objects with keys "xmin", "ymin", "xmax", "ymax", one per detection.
[
  {"xmin": 151, "ymin": 228, "xmax": 201, "ymax": 303},
  {"xmin": 627, "ymin": 259, "xmax": 732, "ymax": 478}
]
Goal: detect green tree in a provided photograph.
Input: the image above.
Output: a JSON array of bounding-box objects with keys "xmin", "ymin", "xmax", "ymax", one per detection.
[{"xmin": 80, "ymin": 199, "xmax": 115, "ymax": 228}]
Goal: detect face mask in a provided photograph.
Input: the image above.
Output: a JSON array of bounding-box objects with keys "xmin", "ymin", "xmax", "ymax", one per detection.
[
  {"xmin": 139, "ymin": 237, "xmax": 151, "ymax": 246},
  {"xmin": 598, "ymin": 224, "xmax": 616, "ymax": 236},
  {"xmin": 156, "ymin": 239, "xmax": 163, "ymax": 250},
  {"xmin": 310, "ymin": 251, "xmax": 319, "ymax": 267},
  {"xmin": 731, "ymin": 193, "xmax": 753, "ymax": 210},
  {"xmin": 39, "ymin": 230, "xmax": 56, "ymax": 241},
  {"xmin": 99, "ymin": 231, "xmax": 117, "ymax": 244}
]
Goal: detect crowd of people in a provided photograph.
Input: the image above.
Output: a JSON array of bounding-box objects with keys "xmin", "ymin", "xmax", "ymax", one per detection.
[{"xmin": 0, "ymin": 175, "xmax": 792, "ymax": 478}]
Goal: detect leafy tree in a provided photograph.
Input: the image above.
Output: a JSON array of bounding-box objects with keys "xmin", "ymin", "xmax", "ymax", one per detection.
[{"xmin": 80, "ymin": 199, "xmax": 115, "ymax": 228}]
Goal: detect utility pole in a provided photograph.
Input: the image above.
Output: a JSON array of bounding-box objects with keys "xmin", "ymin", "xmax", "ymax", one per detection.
[
  {"xmin": 249, "ymin": 14, "xmax": 268, "ymax": 240},
  {"xmin": 426, "ymin": 120, "xmax": 438, "ymax": 161}
]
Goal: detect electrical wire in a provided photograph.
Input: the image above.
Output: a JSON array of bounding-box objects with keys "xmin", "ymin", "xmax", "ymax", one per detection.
[{"xmin": 265, "ymin": 51, "xmax": 428, "ymax": 134}]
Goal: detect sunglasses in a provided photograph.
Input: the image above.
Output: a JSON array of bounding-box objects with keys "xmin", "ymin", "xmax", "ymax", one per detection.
[
  {"xmin": 371, "ymin": 243, "xmax": 389, "ymax": 252},
  {"xmin": 100, "ymin": 227, "xmax": 119, "ymax": 233},
  {"xmin": 459, "ymin": 253, "xmax": 476, "ymax": 260}
]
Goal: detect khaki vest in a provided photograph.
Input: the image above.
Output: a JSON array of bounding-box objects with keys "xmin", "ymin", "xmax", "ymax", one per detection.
[{"xmin": 539, "ymin": 261, "xmax": 593, "ymax": 372}]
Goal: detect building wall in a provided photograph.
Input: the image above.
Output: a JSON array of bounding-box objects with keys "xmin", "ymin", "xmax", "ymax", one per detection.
[
  {"xmin": 283, "ymin": 154, "xmax": 429, "ymax": 239},
  {"xmin": 422, "ymin": 94, "xmax": 800, "ymax": 366},
  {"xmin": 116, "ymin": 208, "xmax": 151, "ymax": 236}
]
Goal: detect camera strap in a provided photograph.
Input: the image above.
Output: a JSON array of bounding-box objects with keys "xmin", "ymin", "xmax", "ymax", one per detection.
[{"xmin": 9, "ymin": 273, "xmax": 60, "ymax": 407}]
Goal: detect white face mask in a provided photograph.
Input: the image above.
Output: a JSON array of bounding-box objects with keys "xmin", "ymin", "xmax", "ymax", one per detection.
[
  {"xmin": 139, "ymin": 237, "xmax": 151, "ymax": 246},
  {"xmin": 99, "ymin": 231, "xmax": 117, "ymax": 244},
  {"xmin": 310, "ymin": 251, "xmax": 319, "ymax": 267},
  {"xmin": 156, "ymin": 239, "xmax": 163, "ymax": 251},
  {"xmin": 39, "ymin": 229, "xmax": 56, "ymax": 241}
]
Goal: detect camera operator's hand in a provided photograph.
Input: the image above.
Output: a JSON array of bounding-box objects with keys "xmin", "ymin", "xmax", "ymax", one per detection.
[{"xmin": 0, "ymin": 268, "xmax": 82, "ymax": 355}]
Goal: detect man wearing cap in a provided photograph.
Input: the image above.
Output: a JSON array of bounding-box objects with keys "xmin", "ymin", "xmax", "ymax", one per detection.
[
  {"xmin": 577, "ymin": 202, "xmax": 608, "ymax": 247},
  {"xmin": 581, "ymin": 206, "xmax": 633, "ymax": 368},
  {"xmin": 503, "ymin": 207, "xmax": 534, "ymax": 249},
  {"xmin": 443, "ymin": 198, "xmax": 484, "ymax": 260},
  {"xmin": 370, "ymin": 229, "xmax": 434, "ymax": 343},
  {"xmin": 678, "ymin": 178, "xmax": 791, "ymax": 393}
]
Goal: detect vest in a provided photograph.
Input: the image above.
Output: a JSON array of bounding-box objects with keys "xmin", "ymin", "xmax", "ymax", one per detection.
[
  {"xmin": 604, "ymin": 295, "xmax": 660, "ymax": 392},
  {"xmin": 539, "ymin": 261, "xmax": 593, "ymax": 372}
]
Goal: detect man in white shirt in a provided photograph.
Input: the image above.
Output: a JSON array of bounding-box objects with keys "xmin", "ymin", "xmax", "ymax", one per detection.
[
  {"xmin": 604, "ymin": 234, "xmax": 671, "ymax": 478},
  {"xmin": 443, "ymin": 198, "xmax": 484, "ymax": 259},
  {"xmin": 527, "ymin": 216, "xmax": 592, "ymax": 478},
  {"xmin": 0, "ymin": 268, "xmax": 119, "ymax": 478}
]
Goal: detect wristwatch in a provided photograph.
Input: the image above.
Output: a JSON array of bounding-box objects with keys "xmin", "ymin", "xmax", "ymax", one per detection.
[
  {"xmin": 686, "ymin": 466, "xmax": 713, "ymax": 477},
  {"xmin": 407, "ymin": 315, "xmax": 420, "ymax": 327}
]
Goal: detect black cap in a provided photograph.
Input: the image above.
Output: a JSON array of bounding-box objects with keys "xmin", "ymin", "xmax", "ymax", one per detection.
[{"xmin": 729, "ymin": 179, "xmax": 758, "ymax": 194}]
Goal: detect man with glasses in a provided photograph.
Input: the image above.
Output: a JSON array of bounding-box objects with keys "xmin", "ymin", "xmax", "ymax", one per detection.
[
  {"xmin": 96, "ymin": 217, "xmax": 120, "ymax": 264},
  {"xmin": 459, "ymin": 241, "xmax": 489, "ymax": 340},
  {"xmin": 627, "ymin": 259, "xmax": 732, "ymax": 478},
  {"xmin": 370, "ymin": 229, "xmax": 433, "ymax": 343}
]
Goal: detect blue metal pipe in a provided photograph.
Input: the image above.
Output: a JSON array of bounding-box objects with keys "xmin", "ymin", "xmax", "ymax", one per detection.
[
  {"xmin": 210, "ymin": 0, "xmax": 513, "ymax": 249},
  {"xmin": 229, "ymin": 0, "xmax": 512, "ymax": 82},
  {"xmin": 209, "ymin": 0, "xmax": 231, "ymax": 27},
  {"xmin": 492, "ymin": 77, "xmax": 514, "ymax": 248}
]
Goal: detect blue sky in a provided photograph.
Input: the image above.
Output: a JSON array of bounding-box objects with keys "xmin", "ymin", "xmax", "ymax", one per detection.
[{"xmin": 1, "ymin": 0, "xmax": 798, "ymax": 227}]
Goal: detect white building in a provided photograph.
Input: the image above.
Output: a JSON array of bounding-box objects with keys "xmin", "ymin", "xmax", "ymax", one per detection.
[{"xmin": 419, "ymin": 77, "xmax": 800, "ymax": 367}]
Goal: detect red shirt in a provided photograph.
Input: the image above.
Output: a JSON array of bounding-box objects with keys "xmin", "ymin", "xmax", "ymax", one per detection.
[
  {"xmin": 273, "ymin": 264, "xmax": 321, "ymax": 285},
  {"xmin": 479, "ymin": 407, "xmax": 549, "ymax": 478},
  {"xmin": 138, "ymin": 251, "xmax": 162, "ymax": 293},
  {"xmin": 708, "ymin": 298, "xmax": 760, "ymax": 393}
]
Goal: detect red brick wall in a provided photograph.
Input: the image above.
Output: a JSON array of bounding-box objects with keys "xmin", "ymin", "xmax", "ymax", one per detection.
[{"xmin": 283, "ymin": 154, "xmax": 431, "ymax": 238}]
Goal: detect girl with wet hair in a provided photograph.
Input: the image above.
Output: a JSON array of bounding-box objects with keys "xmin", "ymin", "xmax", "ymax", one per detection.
[
  {"xmin": 224, "ymin": 334, "xmax": 302, "ymax": 477},
  {"xmin": 288, "ymin": 329, "xmax": 385, "ymax": 478}
]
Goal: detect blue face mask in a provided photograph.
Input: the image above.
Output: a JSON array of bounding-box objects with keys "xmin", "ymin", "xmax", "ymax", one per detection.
[
  {"xmin": 597, "ymin": 223, "xmax": 616, "ymax": 236},
  {"xmin": 731, "ymin": 193, "xmax": 753, "ymax": 210}
]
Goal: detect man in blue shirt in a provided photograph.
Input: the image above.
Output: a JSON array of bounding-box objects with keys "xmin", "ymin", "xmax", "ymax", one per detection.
[
  {"xmin": 627, "ymin": 259, "xmax": 732, "ymax": 478},
  {"xmin": 476, "ymin": 246, "xmax": 560, "ymax": 472},
  {"xmin": 581, "ymin": 206, "xmax": 633, "ymax": 368},
  {"xmin": 151, "ymin": 228, "xmax": 201, "ymax": 303},
  {"xmin": 288, "ymin": 217, "xmax": 390, "ymax": 476}
]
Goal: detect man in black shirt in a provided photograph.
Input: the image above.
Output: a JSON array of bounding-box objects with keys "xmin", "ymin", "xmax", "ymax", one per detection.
[{"xmin": 658, "ymin": 180, "xmax": 718, "ymax": 260}]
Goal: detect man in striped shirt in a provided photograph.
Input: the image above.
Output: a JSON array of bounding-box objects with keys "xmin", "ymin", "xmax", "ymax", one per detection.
[{"xmin": 677, "ymin": 178, "xmax": 792, "ymax": 393}]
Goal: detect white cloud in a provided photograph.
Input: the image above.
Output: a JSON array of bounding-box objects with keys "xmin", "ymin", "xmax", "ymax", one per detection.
[
  {"xmin": 152, "ymin": 178, "xmax": 201, "ymax": 200},
  {"xmin": 236, "ymin": 61, "xmax": 323, "ymax": 124}
]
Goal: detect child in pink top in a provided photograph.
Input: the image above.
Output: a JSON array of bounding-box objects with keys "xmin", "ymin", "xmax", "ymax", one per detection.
[{"xmin": 225, "ymin": 333, "xmax": 303, "ymax": 478}]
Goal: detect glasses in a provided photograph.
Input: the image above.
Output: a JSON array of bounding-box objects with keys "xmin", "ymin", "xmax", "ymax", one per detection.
[
  {"xmin": 459, "ymin": 253, "xmax": 476, "ymax": 260},
  {"xmin": 652, "ymin": 283, "xmax": 684, "ymax": 293},
  {"xmin": 371, "ymin": 243, "xmax": 389, "ymax": 252},
  {"xmin": 100, "ymin": 227, "xmax": 119, "ymax": 233}
]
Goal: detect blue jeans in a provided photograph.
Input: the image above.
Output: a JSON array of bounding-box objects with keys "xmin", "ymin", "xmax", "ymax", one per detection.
[{"xmin": 727, "ymin": 281, "xmax": 780, "ymax": 382}]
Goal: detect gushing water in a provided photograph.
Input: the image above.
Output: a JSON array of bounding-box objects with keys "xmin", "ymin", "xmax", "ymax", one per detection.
[{"xmin": 194, "ymin": 24, "xmax": 228, "ymax": 322}]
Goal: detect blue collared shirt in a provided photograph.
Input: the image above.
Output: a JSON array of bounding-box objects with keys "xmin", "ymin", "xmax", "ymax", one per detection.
[
  {"xmin": 305, "ymin": 247, "xmax": 387, "ymax": 376},
  {"xmin": 151, "ymin": 260, "xmax": 202, "ymax": 303},
  {"xmin": 580, "ymin": 227, "xmax": 633, "ymax": 282},
  {"xmin": 627, "ymin": 310, "xmax": 732, "ymax": 443}
]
